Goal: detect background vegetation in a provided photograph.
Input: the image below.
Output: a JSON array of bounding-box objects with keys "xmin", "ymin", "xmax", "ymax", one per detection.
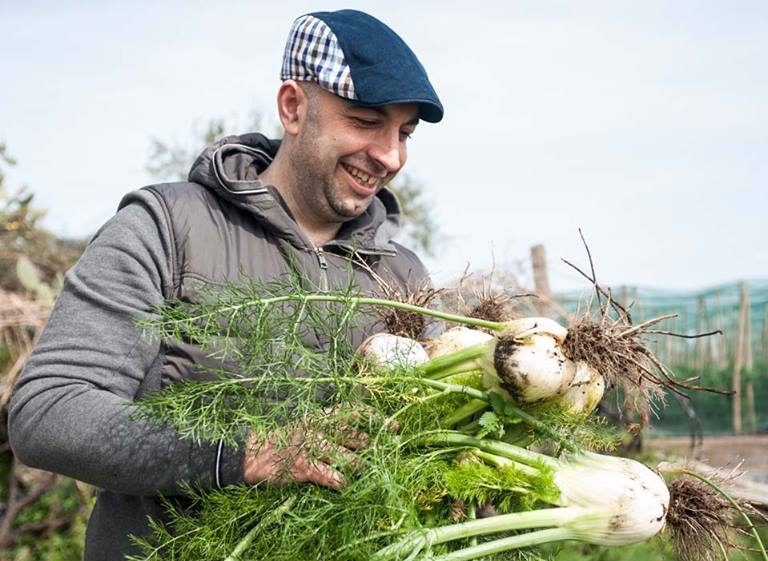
[{"xmin": 0, "ymin": 144, "xmax": 90, "ymax": 561}]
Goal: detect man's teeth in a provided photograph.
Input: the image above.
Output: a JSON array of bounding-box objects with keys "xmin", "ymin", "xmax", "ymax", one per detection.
[{"xmin": 344, "ymin": 164, "xmax": 377, "ymax": 186}]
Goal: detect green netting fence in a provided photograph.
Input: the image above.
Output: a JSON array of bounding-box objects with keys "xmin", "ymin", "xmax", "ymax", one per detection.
[{"xmin": 556, "ymin": 279, "xmax": 768, "ymax": 435}]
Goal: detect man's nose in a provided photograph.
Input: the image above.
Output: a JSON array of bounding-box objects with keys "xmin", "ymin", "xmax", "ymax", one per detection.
[{"xmin": 369, "ymin": 130, "xmax": 405, "ymax": 173}]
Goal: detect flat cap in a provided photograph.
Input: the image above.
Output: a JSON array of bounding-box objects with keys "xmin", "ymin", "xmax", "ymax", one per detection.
[{"xmin": 281, "ymin": 9, "xmax": 443, "ymax": 123}]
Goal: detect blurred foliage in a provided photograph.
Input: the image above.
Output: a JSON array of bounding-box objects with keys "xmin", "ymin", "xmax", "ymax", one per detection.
[
  {"xmin": 0, "ymin": 143, "xmax": 87, "ymax": 293},
  {"xmin": 546, "ymin": 516, "xmax": 768, "ymax": 561},
  {"xmin": 544, "ymin": 535, "xmax": 678, "ymax": 560},
  {"xmin": 0, "ymin": 144, "xmax": 89, "ymax": 561},
  {"xmin": 389, "ymin": 172, "xmax": 440, "ymax": 257},
  {"xmin": 0, "ymin": 472, "xmax": 91, "ymax": 561},
  {"xmin": 145, "ymin": 111, "xmax": 279, "ymax": 182},
  {"xmin": 652, "ymin": 361, "xmax": 768, "ymax": 435}
]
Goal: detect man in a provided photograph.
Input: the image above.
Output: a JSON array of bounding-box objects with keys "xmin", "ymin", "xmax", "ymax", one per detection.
[{"xmin": 8, "ymin": 9, "xmax": 443, "ymax": 561}]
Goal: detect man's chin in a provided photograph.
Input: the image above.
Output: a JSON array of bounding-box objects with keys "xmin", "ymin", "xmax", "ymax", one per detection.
[{"xmin": 333, "ymin": 198, "xmax": 374, "ymax": 221}]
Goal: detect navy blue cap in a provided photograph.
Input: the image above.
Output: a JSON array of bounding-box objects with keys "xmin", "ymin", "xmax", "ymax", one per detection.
[{"xmin": 281, "ymin": 10, "xmax": 444, "ymax": 123}]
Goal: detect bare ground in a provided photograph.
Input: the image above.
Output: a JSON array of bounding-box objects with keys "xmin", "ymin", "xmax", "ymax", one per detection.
[{"xmin": 646, "ymin": 434, "xmax": 768, "ymax": 507}]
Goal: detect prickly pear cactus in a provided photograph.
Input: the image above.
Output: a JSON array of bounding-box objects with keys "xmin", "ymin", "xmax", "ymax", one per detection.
[{"xmin": 15, "ymin": 255, "xmax": 54, "ymax": 303}]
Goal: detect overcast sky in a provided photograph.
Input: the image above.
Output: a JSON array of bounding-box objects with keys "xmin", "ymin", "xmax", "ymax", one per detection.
[{"xmin": 1, "ymin": 1, "xmax": 766, "ymax": 292}]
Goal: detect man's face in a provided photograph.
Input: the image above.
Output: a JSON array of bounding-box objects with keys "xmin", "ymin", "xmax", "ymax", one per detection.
[{"xmin": 290, "ymin": 86, "xmax": 419, "ymax": 225}]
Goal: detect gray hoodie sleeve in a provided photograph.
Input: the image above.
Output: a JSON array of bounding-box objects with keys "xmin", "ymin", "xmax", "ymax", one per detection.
[{"xmin": 8, "ymin": 195, "xmax": 244, "ymax": 496}]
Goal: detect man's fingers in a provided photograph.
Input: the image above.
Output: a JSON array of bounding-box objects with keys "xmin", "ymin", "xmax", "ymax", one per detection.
[
  {"xmin": 326, "ymin": 428, "xmax": 369, "ymax": 451},
  {"xmin": 290, "ymin": 456, "xmax": 346, "ymax": 490},
  {"xmin": 316, "ymin": 438, "xmax": 363, "ymax": 471},
  {"xmin": 243, "ymin": 431, "xmax": 361, "ymax": 488}
]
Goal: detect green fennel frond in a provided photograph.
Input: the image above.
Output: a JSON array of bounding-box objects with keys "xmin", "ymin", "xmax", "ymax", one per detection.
[{"xmin": 129, "ymin": 277, "xmax": 628, "ymax": 561}]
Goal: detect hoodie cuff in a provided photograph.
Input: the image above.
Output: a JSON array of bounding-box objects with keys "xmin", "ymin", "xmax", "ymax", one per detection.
[{"xmin": 215, "ymin": 440, "xmax": 245, "ymax": 488}]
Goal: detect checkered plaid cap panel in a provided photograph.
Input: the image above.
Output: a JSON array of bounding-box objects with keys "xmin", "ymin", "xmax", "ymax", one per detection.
[{"xmin": 280, "ymin": 14, "xmax": 357, "ymax": 100}]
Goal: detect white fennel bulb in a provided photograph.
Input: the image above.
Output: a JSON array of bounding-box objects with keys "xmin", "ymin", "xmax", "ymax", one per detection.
[
  {"xmin": 554, "ymin": 361, "xmax": 606, "ymax": 414},
  {"xmin": 423, "ymin": 326, "xmax": 494, "ymax": 359},
  {"xmin": 481, "ymin": 328, "xmax": 576, "ymax": 403},
  {"xmin": 357, "ymin": 333, "xmax": 430, "ymax": 370},
  {"xmin": 552, "ymin": 452, "xmax": 670, "ymax": 545}
]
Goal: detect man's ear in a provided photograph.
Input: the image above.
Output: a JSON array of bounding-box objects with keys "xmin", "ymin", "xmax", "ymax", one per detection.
[{"xmin": 276, "ymin": 80, "xmax": 305, "ymax": 136}]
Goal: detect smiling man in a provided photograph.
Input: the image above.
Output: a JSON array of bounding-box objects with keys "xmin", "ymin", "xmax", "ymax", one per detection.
[
  {"xmin": 263, "ymin": 10, "xmax": 440, "ymax": 245},
  {"xmin": 9, "ymin": 9, "xmax": 443, "ymax": 561},
  {"xmin": 262, "ymin": 83, "xmax": 420, "ymax": 245}
]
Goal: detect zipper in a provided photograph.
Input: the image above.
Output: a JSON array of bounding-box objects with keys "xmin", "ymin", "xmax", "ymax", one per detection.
[
  {"xmin": 332, "ymin": 241, "xmax": 397, "ymax": 258},
  {"xmin": 313, "ymin": 246, "xmax": 329, "ymax": 291}
]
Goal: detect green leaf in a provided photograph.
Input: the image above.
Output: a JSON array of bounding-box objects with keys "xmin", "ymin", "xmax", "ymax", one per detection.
[
  {"xmin": 477, "ymin": 411, "xmax": 505, "ymax": 439},
  {"xmin": 16, "ymin": 255, "xmax": 42, "ymax": 291}
]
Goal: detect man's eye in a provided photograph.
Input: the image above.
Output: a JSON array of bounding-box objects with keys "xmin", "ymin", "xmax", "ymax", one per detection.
[{"xmin": 354, "ymin": 117, "xmax": 378, "ymax": 127}]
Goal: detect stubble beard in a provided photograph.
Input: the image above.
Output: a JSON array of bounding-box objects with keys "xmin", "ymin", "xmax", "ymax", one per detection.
[{"xmin": 290, "ymin": 112, "xmax": 375, "ymax": 224}]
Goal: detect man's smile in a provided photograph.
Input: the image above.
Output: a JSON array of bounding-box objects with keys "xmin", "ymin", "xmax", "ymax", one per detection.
[{"xmin": 341, "ymin": 162, "xmax": 380, "ymax": 194}]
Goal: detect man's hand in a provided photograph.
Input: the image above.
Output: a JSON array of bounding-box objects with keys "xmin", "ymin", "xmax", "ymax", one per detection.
[
  {"xmin": 243, "ymin": 431, "xmax": 354, "ymax": 490},
  {"xmin": 243, "ymin": 408, "xmax": 368, "ymax": 489}
]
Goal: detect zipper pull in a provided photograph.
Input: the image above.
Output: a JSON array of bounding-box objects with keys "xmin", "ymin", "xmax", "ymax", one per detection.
[{"xmin": 314, "ymin": 247, "xmax": 329, "ymax": 270}]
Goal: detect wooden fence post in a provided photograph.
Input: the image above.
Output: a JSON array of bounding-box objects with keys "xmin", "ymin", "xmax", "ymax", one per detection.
[
  {"xmin": 732, "ymin": 281, "xmax": 750, "ymax": 435},
  {"xmin": 741, "ymin": 282, "xmax": 755, "ymax": 432},
  {"xmin": 762, "ymin": 307, "xmax": 768, "ymax": 363},
  {"xmin": 530, "ymin": 244, "xmax": 552, "ymax": 315},
  {"xmin": 695, "ymin": 296, "xmax": 711, "ymax": 371},
  {"xmin": 715, "ymin": 294, "xmax": 729, "ymax": 369},
  {"xmin": 745, "ymin": 286, "xmax": 753, "ymax": 372}
]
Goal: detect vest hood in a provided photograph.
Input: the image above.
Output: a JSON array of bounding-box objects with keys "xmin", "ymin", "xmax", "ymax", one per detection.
[{"xmin": 187, "ymin": 132, "xmax": 402, "ymax": 254}]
